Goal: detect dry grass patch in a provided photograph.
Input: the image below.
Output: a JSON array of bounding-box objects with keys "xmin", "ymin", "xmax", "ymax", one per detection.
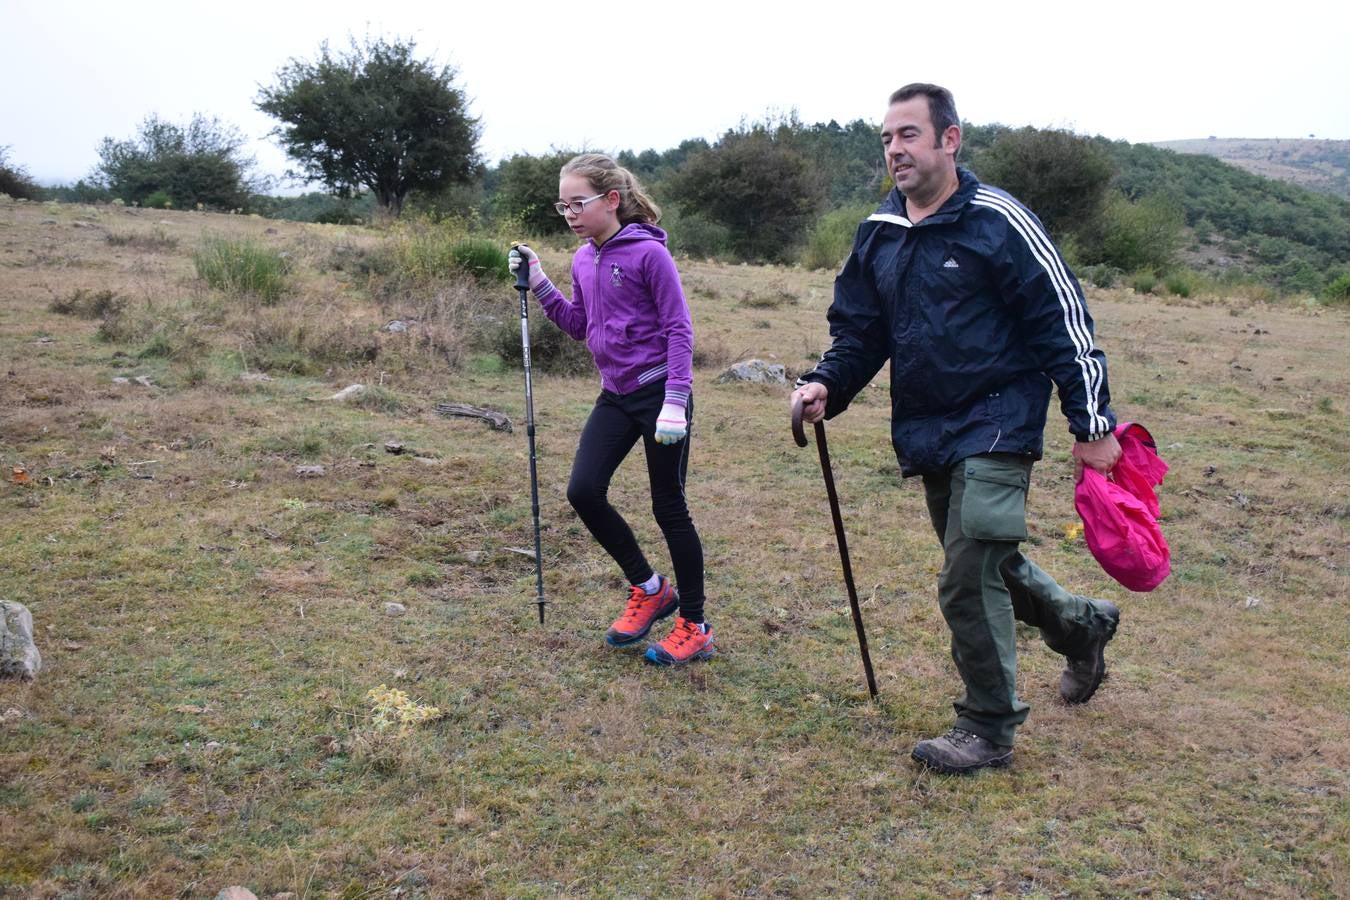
[{"xmin": 0, "ymin": 199, "xmax": 1346, "ymax": 896}]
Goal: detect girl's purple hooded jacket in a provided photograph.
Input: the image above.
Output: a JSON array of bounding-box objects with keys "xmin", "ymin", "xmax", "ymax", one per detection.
[{"xmin": 531, "ymin": 223, "xmax": 694, "ymax": 408}]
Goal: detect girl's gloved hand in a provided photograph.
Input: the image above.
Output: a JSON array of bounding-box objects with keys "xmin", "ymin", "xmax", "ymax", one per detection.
[
  {"xmin": 507, "ymin": 244, "xmax": 548, "ymax": 290},
  {"xmin": 654, "ymin": 403, "xmax": 688, "ymax": 445}
]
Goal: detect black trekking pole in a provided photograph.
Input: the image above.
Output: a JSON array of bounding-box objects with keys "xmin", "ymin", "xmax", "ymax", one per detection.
[
  {"xmin": 791, "ymin": 396, "xmax": 878, "ymax": 698},
  {"xmin": 510, "ymin": 246, "xmax": 547, "ymax": 624}
]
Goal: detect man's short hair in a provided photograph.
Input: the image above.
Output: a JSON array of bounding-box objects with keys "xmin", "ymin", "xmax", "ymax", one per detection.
[{"xmin": 889, "ymin": 83, "xmax": 960, "ymax": 144}]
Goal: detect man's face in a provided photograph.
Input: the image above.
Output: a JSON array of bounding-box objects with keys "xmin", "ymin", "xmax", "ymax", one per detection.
[{"xmin": 881, "ymin": 97, "xmax": 958, "ymax": 203}]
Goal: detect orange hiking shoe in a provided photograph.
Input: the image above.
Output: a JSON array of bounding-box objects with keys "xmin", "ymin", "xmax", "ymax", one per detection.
[
  {"xmin": 605, "ymin": 577, "xmax": 679, "ymax": 647},
  {"xmin": 644, "ymin": 616, "xmax": 714, "ymax": 666}
]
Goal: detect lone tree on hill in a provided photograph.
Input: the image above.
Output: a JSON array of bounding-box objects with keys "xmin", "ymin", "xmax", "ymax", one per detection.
[
  {"xmin": 94, "ymin": 114, "xmax": 259, "ymax": 209},
  {"xmin": 257, "ymin": 37, "xmax": 482, "ymax": 218}
]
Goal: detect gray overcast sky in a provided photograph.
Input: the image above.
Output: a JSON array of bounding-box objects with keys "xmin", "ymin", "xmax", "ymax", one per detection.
[{"xmin": 4, "ymin": 0, "xmax": 1348, "ymax": 187}]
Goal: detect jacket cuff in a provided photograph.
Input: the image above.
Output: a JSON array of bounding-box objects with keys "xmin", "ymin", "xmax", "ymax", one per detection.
[
  {"xmin": 663, "ymin": 387, "xmax": 690, "ymax": 408},
  {"xmin": 530, "ymin": 276, "xmax": 557, "ymax": 301}
]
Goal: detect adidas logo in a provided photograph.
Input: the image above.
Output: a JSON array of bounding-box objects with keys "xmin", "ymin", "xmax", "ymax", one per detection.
[{"xmin": 943, "ymin": 257, "xmax": 960, "ymax": 269}]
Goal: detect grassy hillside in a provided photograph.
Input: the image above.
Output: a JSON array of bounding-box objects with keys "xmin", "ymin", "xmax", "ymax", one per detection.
[
  {"xmin": 1, "ymin": 198, "xmax": 1347, "ymax": 897},
  {"xmin": 1153, "ymin": 138, "xmax": 1350, "ymax": 199}
]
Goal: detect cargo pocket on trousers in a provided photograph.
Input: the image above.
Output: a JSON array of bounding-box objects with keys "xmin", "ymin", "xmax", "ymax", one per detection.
[{"xmin": 960, "ymin": 458, "xmax": 1029, "ymax": 542}]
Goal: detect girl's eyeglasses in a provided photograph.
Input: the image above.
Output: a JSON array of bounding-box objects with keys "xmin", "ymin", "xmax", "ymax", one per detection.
[{"xmin": 554, "ymin": 193, "xmax": 607, "ymax": 216}]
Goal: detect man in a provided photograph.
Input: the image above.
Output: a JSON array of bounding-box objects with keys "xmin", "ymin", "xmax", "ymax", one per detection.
[{"xmin": 791, "ymin": 83, "xmax": 1123, "ymax": 775}]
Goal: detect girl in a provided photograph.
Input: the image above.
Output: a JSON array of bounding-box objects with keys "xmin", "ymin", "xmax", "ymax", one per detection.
[{"xmin": 509, "ymin": 153, "xmax": 711, "ymax": 666}]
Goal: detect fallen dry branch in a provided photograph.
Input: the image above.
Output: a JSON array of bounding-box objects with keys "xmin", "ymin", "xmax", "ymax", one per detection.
[{"xmin": 435, "ymin": 402, "xmax": 513, "ymax": 433}]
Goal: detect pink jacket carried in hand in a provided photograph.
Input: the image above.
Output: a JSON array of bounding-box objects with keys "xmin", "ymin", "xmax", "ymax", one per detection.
[{"xmin": 1074, "ymin": 422, "xmax": 1170, "ymax": 592}]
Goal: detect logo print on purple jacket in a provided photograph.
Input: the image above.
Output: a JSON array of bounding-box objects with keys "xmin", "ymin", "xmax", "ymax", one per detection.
[{"xmin": 611, "ymin": 263, "xmax": 624, "ymax": 286}]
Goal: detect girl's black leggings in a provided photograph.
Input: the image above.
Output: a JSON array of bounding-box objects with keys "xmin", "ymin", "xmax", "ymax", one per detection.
[{"xmin": 566, "ymin": 381, "xmax": 705, "ymax": 623}]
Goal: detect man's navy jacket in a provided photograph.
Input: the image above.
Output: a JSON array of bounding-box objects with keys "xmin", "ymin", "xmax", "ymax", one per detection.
[{"xmin": 800, "ymin": 168, "xmax": 1115, "ymax": 477}]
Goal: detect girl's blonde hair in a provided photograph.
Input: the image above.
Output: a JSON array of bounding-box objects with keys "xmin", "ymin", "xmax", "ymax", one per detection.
[{"xmin": 561, "ymin": 153, "xmax": 661, "ymax": 226}]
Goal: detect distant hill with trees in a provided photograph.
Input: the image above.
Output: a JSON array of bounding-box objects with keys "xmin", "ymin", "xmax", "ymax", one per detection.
[{"xmin": 1152, "ymin": 138, "xmax": 1350, "ymax": 199}]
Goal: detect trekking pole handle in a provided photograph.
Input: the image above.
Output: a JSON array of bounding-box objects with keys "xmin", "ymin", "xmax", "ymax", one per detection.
[
  {"xmin": 790, "ymin": 395, "xmax": 809, "ymax": 448},
  {"xmin": 510, "ymin": 243, "xmax": 531, "ymax": 292}
]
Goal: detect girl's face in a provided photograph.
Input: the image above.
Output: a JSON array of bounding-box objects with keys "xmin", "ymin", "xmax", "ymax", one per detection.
[{"xmin": 559, "ymin": 173, "xmax": 621, "ymax": 244}]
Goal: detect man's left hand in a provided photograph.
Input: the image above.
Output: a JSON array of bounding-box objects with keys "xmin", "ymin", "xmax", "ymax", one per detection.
[{"xmin": 1073, "ymin": 433, "xmax": 1122, "ymax": 482}]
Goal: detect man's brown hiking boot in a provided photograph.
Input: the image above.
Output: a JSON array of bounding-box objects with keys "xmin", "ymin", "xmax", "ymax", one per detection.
[
  {"xmin": 1060, "ymin": 600, "xmax": 1120, "ymax": 704},
  {"xmin": 911, "ymin": 727, "xmax": 1013, "ymax": 775}
]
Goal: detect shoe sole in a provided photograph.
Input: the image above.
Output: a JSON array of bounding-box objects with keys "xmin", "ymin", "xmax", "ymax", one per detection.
[
  {"xmin": 910, "ymin": 745, "xmax": 1013, "ymax": 775},
  {"xmin": 643, "ymin": 644, "xmax": 714, "ymax": 667},
  {"xmin": 604, "ymin": 595, "xmax": 679, "ymax": 647},
  {"xmin": 1061, "ymin": 601, "xmax": 1121, "ymax": 704}
]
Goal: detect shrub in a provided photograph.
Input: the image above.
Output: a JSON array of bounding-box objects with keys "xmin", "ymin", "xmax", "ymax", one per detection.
[
  {"xmin": 1163, "ymin": 270, "xmax": 1203, "ymax": 298},
  {"xmin": 324, "ymin": 241, "xmax": 393, "ymax": 276},
  {"xmin": 0, "ymin": 146, "xmax": 43, "ymax": 200},
  {"xmin": 488, "ymin": 313, "xmax": 593, "ymax": 376},
  {"xmin": 691, "ymin": 331, "xmax": 734, "ymax": 370},
  {"xmin": 105, "ymin": 228, "xmax": 178, "ymax": 251},
  {"xmin": 1076, "ymin": 263, "xmax": 1120, "ymax": 289},
  {"xmin": 667, "ymin": 128, "xmax": 825, "ymax": 263},
  {"xmin": 193, "ymin": 237, "xmax": 290, "ymax": 303},
  {"xmin": 142, "ymin": 191, "xmax": 173, "ymax": 209},
  {"xmin": 662, "ymin": 207, "xmax": 733, "ymax": 260},
  {"xmin": 968, "ymin": 127, "xmax": 1114, "ymax": 239},
  {"xmin": 95, "ymin": 113, "xmax": 259, "ymax": 210},
  {"xmin": 1322, "ymin": 272, "xmax": 1350, "ymax": 306},
  {"xmin": 490, "ymin": 151, "xmax": 577, "ymax": 236},
  {"xmin": 386, "ymin": 218, "xmax": 468, "ymax": 281},
  {"xmin": 50, "ymin": 288, "xmax": 124, "ymax": 319},
  {"xmin": 799, "ymin": 203, "xmax": 872, "ymax": 270},
  {"xmin": 96, "ymin": 299, "xmax": 148, "ymax": 344},
  {"xmin": 739, "ymin": 283, "xmax": 799, "ymax": 309},
  {"xmin": 450, "ymin": 238, "xmax": 510, "ymax": 283},
  {"xmin": 1092, "ymin": 193, "xmax": 1184, "ymax": 275},
  {"xmin": 1131, "ymin": 271, "xmax": 1157, "ymax": 295},
  {"xmin": 373, "ymin": 272, "xmax": 492, "ymax": 372}
]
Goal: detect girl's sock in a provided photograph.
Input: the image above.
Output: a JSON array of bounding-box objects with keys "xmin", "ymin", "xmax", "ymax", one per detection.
[{"xmin": 639, "ymin": 573, "xmax": 663, "ymax": 595}]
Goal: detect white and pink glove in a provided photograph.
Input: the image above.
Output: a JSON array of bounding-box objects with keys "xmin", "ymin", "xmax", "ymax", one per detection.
[
  {"xmin": 507, "ymin": 244, "xmax": 548, "ymax": 292},
  {"xmin": 654, "ymin": 402, "xmax": 688, "ymax": 445}
]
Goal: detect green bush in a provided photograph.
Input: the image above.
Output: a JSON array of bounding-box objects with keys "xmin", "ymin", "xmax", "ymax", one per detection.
[
  {"xmin": 1131, "ymin": 272, "xmax": 1157, "ymax": 295},
  {"xmin": 1076, "ymin": 263, "xmax": 1120, "ymax": 289},
  {"xmin": 488, "ymin": 313, "xmax": 593, "ymax": 377},
  {"xmin": 451, "ymin": 238, "xmax": 510, "ymax": 282},
  {"xmin": 799, "ymin": 203, "xmax": 872, "ymax": 270},
  {"xmin": 1322, "ymin": 272, "xmax": 1350, "ymax": 306},
  {"xmin": 663, "ymin": 207, "xmax": 733, "ymax": 259},
  {"xmin": 193, "ymin": 238, "xmax": 290, "ymax": 303},
  {"xmin": 490, "ymin": 151, "xmax": 577, "ymax": 236},
  {"xmin": 1163, "ymin": 271, "xmax": 1199, "ymax": 298},
  {"xmin": 667, "ymin": 128, "xmax": 825, "ymax": 263},
  {"xmin": 387, "ymin": 219, "xmax": 470, "ymax": 281},
  {"xmin": 967, "ymin": 127, "xmax": 1114, "ymax": 238},
  {"xmin": 0, "ymin": 146, "xmax": 43, "ymax": 200},
  {"xmin": 95, "ymin": 113, "xmax": 258, "ymax": 210},
  {"xmin": 1093, "ymin": 193, "xmax": 1184, "ymax": 275}
]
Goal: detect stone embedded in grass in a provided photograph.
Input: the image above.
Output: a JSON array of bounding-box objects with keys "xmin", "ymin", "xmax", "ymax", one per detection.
[
  {"xmin": 716, "ymin": 359, "xmax": 787, "ymax": 385},
  {"xmin": 213, "ymin": 888, "xmax": 258, "ymax": 900},
  {"xmin": 0, "ymin": 600, "xmax": 42, "ymax": 681},
  {"xmin": 328, "ymin": 384, "xmax": 366, "ymax": 401},
  {"xmin": 294, "ymin": 465, "xmax": 326, "ymax": 478},
  {"xmin": 384, "ymin": 602, "xmax": 407, "ymax": 617}
]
